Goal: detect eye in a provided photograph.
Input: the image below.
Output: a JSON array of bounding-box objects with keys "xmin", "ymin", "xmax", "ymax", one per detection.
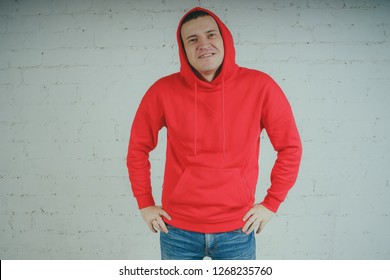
[
  {"xmin": 208, "ymin": 33, "xmax": 216, "ymax": 38},
  {"xmin": 188, "ymin": 38, "xmax": 197, "ymax": 44}
]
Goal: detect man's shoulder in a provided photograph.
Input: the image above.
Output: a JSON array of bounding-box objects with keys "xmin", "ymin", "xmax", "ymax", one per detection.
[
  {"xmin": 144, "ymin": 72, "xmax": 182, "ymax": 99},
  {"xmin": 153, "ymin": 72, "xmax": 181, "ymax": 86},
  {"xmin": 238, "ymin": 67, "xmax": 272, "ymax": 81},
  {"xmin": 235, "ymin": 68, "xmax": 279, "ymax": 90}
]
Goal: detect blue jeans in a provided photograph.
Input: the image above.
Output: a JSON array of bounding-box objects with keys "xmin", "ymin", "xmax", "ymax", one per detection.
[{"xmin": 160, "ymin": 224, "xmax": 256, "ymax": 260}]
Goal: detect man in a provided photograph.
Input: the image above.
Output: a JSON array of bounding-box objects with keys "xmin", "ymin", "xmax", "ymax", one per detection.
[{"xmin": 127, "ymin": 7, "xmax": 302, "ymax": 260}]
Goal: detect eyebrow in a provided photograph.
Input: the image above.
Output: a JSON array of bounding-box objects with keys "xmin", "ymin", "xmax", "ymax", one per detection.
[{"xmin": 185, "ymin": 29, "xmax": 218, "ymax": 41}]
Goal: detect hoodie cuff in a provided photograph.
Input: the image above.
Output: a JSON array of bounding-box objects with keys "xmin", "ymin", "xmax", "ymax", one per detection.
[
  {"xmin": 260, "ymin": 196, "xmax": 280, "ymax": 213},
  {"xmin": 136, "ymin": 194, "xmax": 155, "ymax": 209}
]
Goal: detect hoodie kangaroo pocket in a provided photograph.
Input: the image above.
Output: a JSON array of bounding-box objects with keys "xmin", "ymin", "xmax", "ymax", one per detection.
[{"xmin": 169, "ymin": 167, "xmax": 249, "ymax": 215}]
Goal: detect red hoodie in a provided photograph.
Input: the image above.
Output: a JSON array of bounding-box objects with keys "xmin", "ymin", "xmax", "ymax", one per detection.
[{"xmin": 127, "ymin": 7, "xmax": 302, "ymax": 233}]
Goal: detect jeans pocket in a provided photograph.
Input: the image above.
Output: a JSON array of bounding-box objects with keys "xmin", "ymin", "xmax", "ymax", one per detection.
[{"xmin": 231, "ymin": 229, "xmax": 245, "ymax": 234}]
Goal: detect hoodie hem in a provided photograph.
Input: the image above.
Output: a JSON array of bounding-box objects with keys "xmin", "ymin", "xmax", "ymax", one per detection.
[{"xmin": 162, "ymin": 207, "xmax": 249, "ymax": 234}]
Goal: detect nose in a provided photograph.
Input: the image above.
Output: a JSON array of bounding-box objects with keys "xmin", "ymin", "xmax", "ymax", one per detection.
[{"xmin": 197, "ymin": 36, "xmax": 211, "ymax": 50}]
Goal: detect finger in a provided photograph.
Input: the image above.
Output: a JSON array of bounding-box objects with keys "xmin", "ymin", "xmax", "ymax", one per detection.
[
  {"xmin": 242, "ymin": 208, "xmax": 255, "ymax": 222},
  {"xmin": 257, "ymin": 219, "xmax": 268, "ymax": 234},
  {"xmin": 246, "ymin": 220, "xmax": 260, "ymax": 235},
  {"xmin": 256, "ymin": 224, "xmax": 263, "ymax": 234},
  {"xmin": 242, "ymin": 218, "xmax": 252, "ymax": 233},
  {"xmin": 156, "ymin": 219, "xmax": 169, "ymax": 234},
  {"xmin": 148, "ymin": 221, "xmax": 158, "ymax": 233},
  {"xmin": 242, "ymin": 222, "xmax": 249, "ymax": 233},
  {"xmin": 159, "ymin": 209, "xmax": 172, "ymax": 221},
  {"xmin": 242, "ymin": 214, "xmax": 257, "ymax": 233},
  {"xmin": 256, "ymin": 220, "xmax": 264, "ymax": 234},
  {"xmin": 151, "ymin": 219, "xmax": 160, "ymax": 232}
]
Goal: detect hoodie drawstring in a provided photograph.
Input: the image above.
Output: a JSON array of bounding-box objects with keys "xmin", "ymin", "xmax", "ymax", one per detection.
[
  {"xmin": 222, "ymin": 77, "xmax": 226, "ymax": 158},
  {"xmin": 194, "ymin": 78, "xmax": 226, "ymax": 158},
  {"xmin": 194, "ymin": 82, "xmax": 198, "ymax": 157}
]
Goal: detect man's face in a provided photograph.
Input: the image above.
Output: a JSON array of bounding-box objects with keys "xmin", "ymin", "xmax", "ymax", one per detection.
[{"xmin": 181, "ymin": 15, "xmax": 225, "ymax": 82}]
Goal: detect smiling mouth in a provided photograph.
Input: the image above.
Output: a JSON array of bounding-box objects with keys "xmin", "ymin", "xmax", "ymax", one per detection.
[{"xmin": 198, "ymin": 53, "xmax": 215, "ymax": 59}]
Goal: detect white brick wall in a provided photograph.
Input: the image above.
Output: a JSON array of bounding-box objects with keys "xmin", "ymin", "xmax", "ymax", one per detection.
[{"xmin": 1, "ymin": 0, "xmax": 389, "ymax": 259}]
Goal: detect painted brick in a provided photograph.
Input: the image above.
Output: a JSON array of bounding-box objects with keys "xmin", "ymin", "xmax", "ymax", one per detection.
[{"xmin": 0, "ymin": 0, "xmax": 389, "ymax": 261}]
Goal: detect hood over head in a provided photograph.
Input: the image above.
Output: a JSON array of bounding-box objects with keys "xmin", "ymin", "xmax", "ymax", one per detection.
[{"xmin": 176, "ymin": 7, "xmax": 238, "ymax": 87}]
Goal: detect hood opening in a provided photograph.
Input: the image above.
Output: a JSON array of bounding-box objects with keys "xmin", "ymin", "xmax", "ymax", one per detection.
[{"xmin": 177, "ymin": 7, "xmax": 238, "ymax": 86}]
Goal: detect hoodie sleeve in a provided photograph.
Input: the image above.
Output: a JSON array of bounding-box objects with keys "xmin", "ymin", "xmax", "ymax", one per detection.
[
  {"xmin": 260, "ymin": 76, "xmax": 302, "ymax": 213},
  {"xmin": 127, "ymin": 85, "xmax": 165, "ymax": 209}
]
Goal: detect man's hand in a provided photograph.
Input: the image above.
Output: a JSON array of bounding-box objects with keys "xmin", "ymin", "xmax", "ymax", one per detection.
[
  {"xmin": 140, "ymin": 205, "xmax": 172, "ymax": 234},
  {"xmin": 242, "ymin": 204, "xmax": 275, "ymax": 235}
]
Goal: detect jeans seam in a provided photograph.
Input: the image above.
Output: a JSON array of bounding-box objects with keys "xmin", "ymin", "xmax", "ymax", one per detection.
[{"xmin": 205, "ymin": 234, "xmax": 209, "ymax": 257}]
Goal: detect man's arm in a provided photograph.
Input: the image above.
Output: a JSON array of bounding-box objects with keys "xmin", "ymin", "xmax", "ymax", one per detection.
[
  {"xmin": 243, "ymin": 76, "xmax": 302, "ymax": 234},
  {"xmin": 127, "ymin": 86, "xmax": 171, "ymax": 233}
]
